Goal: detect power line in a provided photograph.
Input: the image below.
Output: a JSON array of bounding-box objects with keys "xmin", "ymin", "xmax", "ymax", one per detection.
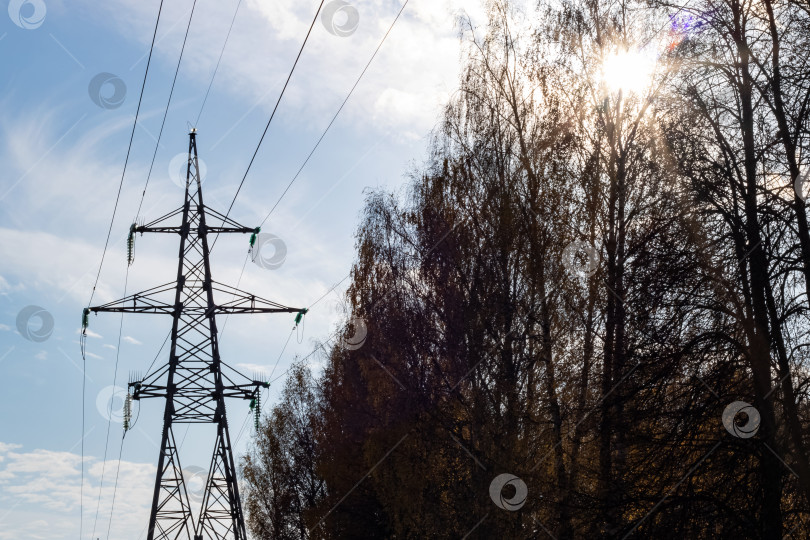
[
  {"xmin": 218, "ymin": 253, "xmax": 250, "ymax": 338},
  {"xmin": 85, "ymin": 0, "xmax": 166, "ymax": 309},
  {"xmin": 216, "ymin": 0, "xmax": 413, "ymax": 407},
  {"xmin": 234, "ymin": 326, "xmax": 293, "ymax": 446},
  {"xmin": 269, "ymin": 326, "xmax": 296, "ymax": 381},
  {"xmin": 135, "ymin": 0, "xmax": 199, "ymax": 221},
  {"xmin": 87, "ymin": 130, "xmax": 303, "ymax": 537},
  {"xmin": 308, "ymin": 274, "xmax": 350, "ymax": 310},
  {"xmin": 234, "ymin": 407, "xmax": 255, "ymax": 448},
  {"xmin": 195, "ymin": 0, "xmax": 244, "ymax": 128},
  {"xmin": 93, "ymin": 6, "xmax": 199, "ymax": 535},
  {"xmin": 81, "ymin": 1, "xmax": 166, "ymax": 536},
  {"xmin": 242, "ymin": 273, "xmax": 349, "ymax": 392},
  {"xmin": 144, "ymin": 329, "xmax": 171, "ymax": 377},
  {"xmin": 212, "ymin": 0, "xmax": 327, "ymax": 248},
  {"xmin": 267, "ymin": 328, "xmax": 339, "ymax": 387},
  {"xmin": 265, "ymin": 266, "xmax": 375, "ymax": 388},
  {"xmin": 227, "ymin": 1, "xmax": 413, "ymax": 394},
  {"xmin": 204, "ymin": 1, "xmax": 412, "ymax": 451},
  {"xmin": 80, "ymin": 347, "xmax": 87, "ymax": 539},
  {"xmin": 259, "ymin": 0, "xmax": 410, "ymax": 226},
  {"xmin": 90, "ymin": 270, "xmax": 130, "ymax": 539},
  {"xmin": 88, "ymin": 2, "xmax": 412, "ymax": 527},
  {"xmin": 104, "ymin": 435, "xmax": 126, "ymax": 540}
]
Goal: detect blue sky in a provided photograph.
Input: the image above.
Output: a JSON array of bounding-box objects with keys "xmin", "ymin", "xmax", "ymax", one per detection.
[{"xmin": 0, "ymin": 0, "xmax": 489, "ymax": 537}]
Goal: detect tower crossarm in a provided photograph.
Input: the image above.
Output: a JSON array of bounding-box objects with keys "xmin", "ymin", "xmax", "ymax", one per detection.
[
  {"xmin": 86, "ymin": 282, "xmax": 177, "ymax": 315},
  {"xmin": 128, "ymin": 381, "xmax": 168, "ymax": 400},
  {"xmin": 129, "ymin": 380, "xmax": 268, "ymax": 402},
  {"xmin": 221, "ymin": 381, "xmax": 269, "ymax": 400},
  {"xmin": 136, "ymin": 224, "xmax": 256, "ymax": 235},
  {"xmin": 133, "ymin": 204, "xmax": 258, "ymax": 235},
  {"xmin": 202, "ymin": 205, "xmax": 255, "ymax": 232},
  {"xmin": 210, "ymin": 281, "xmax": 306, "ymax": 315},
  {"xmin": 85, "ymin": 282, "xmax": 305, "ymax": 317}
]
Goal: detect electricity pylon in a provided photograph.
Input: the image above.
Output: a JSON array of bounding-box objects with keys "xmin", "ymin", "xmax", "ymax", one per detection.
[{"xmin": 85, "ymin": 130, "xmax": 305, "ymax": 539}]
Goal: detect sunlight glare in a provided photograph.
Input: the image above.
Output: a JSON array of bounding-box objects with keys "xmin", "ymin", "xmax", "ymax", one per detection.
[{"xmin": 602, "ymin": 48, "xmax": 657, "ymax": 95}]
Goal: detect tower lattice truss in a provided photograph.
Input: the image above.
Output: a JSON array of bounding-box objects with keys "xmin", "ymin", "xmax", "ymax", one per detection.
[{"xmin": 86, "ymin": 131, "xmax": 305, "ymax": 539}]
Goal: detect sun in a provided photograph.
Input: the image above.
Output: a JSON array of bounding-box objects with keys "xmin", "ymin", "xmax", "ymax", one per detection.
[{"xmin": 601, "ymin": 48, "xmax": 658, "ymax": 95}]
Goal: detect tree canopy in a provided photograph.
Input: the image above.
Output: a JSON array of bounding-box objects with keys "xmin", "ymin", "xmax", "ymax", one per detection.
[{"xmin": 242, "ymin": 0, "xmax": 810, "ymax": 537}]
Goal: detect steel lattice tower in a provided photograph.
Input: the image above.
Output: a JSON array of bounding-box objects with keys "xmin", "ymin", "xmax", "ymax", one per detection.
[{"xmin": 86, "ymin": 130, "xmax": 305, "ymax": 539}]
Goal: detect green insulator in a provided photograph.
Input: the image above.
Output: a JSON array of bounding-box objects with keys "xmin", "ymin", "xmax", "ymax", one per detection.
[
  {"xmin": 294, "ymin": 308, "xmax": 308, "ymax": 325},
  {"xmin": 123, "ymin": 393, "xmax": 132, "ymax": 432},
  {"xmin": 82, "ymin": 308, "xmax": 90, "ymax": 330},
  {"xmin": 254, "ymin": 393, "xmax": 261, "ymax": 430},
  {"xmin": 127, "ymin": 223, "xmax": 136, "ymax": 266},
  {"xmin": 249, "ymin": 227, "xmax": 260, "ymax": 248}
]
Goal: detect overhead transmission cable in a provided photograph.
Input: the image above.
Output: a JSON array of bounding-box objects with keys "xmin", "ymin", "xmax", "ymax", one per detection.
[
  {"xmin": 80, "ymin": 347, "xmax": 87, "ymax": 540},
  {"xmin": 195, "ymin": 0, "xmax": 244, "ymax": 128},
  {"xmin": 226, "ymin": 2, "xmax": 411, "ymax": 396},
  {"xmin": 104, "ymin": 435, "xmax": 126, "ymax": 540},
  {"xmin": 84, "ymin": 0, "xmax": 166, "ymax": 310},
  {"xmin": 90, "ymin": 272, "xmax": 129, "ymax": 540},
  {"xmin": 194, "ymin": 2, "xmax": 412, "ymax": 453},
  {"xmin": 80, "ymin": 1, "xmax": 166, "ymax": 537},
  {"xmin": 243, "ymin": 326, "xmax": 296, "ymax": 428},
  {"xmin": 253, "ymin": 1, "xmax": 410, "ymax": 394},
  {"xmin": 259, "ymin": 0, "xmax": 410, "ymax": 226},
  {"xmin": 234, "ymin": 326, "xmax": 289, "ymax": 446},
  {"xmin": 136, "ymin": 0, "xmax": 199, "ymax": 221},
  {"xmin": 100, "ymin": 6, "xmax": 200, "ymax": 538},
  {"xmin": 211, "ymin": 0, "xmax": 327, "ymax": 249},
  {"xmin": 265, "ymin": 273, "xmax": 356, "ymax": 387}
]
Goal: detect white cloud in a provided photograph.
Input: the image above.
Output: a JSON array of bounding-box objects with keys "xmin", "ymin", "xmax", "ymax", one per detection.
[
  {"xmin": 71, "ymin": 0, "xmax": 480, "ymax": 138},
  {"xmin": 34, "ymin": 351, "xmax": 47, "ymax": 360},
  {"xmin": 122, "ymin": 335, "xmax": 142, "ymax": 345},
  {"xmin": 80, "ymin": 328, "xmax": 103, "ymax": 339},
  {"xmin": 0, "ymin": 3, "xmax": 495, "ymax": 535},
  {"xmin": 0, "ymin": 224, "xmax": 175, "ymax": 308},
  {"xmin": 235, "ymin": 362, "xmax": 272, "ymax": 375},
  {"xmin": 0, "ymin": 324, "xmax": 10, "ymax": 331},
  {"xmin": 0, "ymin": 443, "xmax": 22, "ymax": 453},
  {"xmin": 0, "ymin": 443, "xmax": 154, "ymax": 539}
]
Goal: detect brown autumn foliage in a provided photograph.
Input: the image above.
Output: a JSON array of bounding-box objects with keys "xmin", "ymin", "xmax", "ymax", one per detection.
[{"xmin": 241, "ymin": 0, "xmax": 810, "ymax": 537}]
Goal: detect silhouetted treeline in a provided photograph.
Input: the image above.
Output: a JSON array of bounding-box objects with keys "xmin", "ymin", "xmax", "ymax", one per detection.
[{"xmin": 241, "ymin": 0, "xmax": 810, "ymax": 537}]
